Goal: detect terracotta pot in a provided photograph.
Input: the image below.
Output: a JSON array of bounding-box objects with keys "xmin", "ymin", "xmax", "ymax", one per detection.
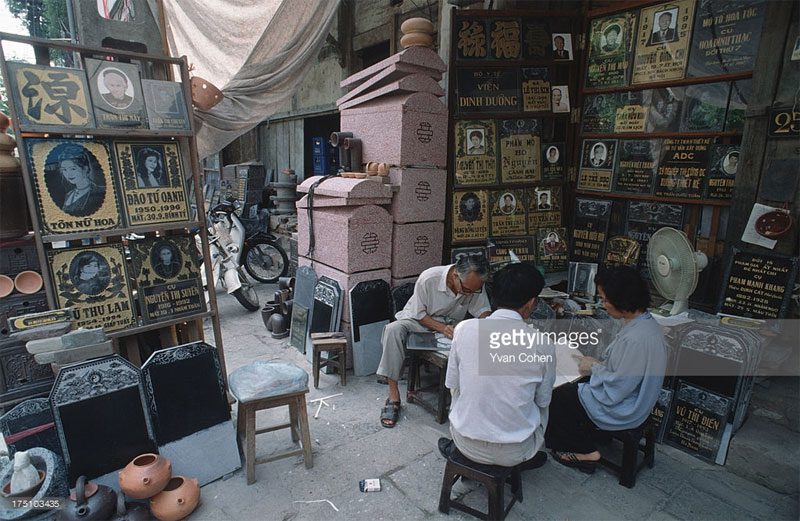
[
  {"xmin": 190, "ymin": 76, "xmax": 222, "ymax": 111},
  {"xmin": 14, "ymin": 271, "xmax": 43, "ymax": 295},
  {"xmin": 0, "ymin": 275, "xmax": 13, "ymax": 298},
  {"xmin": 400, "ymin": 17, "xmax": 434, "ymax": 35},
  {"xmin": 118, "ymin": 453, "xmax": 172, "ymax": 499},
  {"xmin": 149, "ymin": 476, "xmax": 200, "ymax": 521}
]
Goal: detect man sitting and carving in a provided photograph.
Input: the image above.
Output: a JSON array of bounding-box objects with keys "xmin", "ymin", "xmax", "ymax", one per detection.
[{"xmin": 377, "ymin": 256, "xmax": 492, "ymax": 428}]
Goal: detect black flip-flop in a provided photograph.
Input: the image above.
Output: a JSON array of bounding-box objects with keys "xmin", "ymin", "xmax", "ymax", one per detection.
[
  {"xmin": 551, "ymin": 451, "xmax": 597, "ymax": 474},
  {"xmin": 380, "ymin": 399, "xmax": 401, "ymax": 428}
]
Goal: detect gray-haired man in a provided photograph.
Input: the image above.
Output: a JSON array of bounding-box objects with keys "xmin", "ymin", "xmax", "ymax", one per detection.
[{"xmin": 378, "ymin": 256, "xmax": 492, "ymax": 428}]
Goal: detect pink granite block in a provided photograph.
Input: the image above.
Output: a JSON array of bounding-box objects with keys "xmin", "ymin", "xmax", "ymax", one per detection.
[
  {"xmin": 340, "ymin": 92, "xmax": 447, "ymax": 168},
  {"xmin": 338, "ymin": 63, "xmax": 443, "ymax": 107},
  {"xmin": 340, "ymin": 46, "xmax": 446, "ymax": 89},
  {"xmin": 391, "ymin": 275, "xmax": 419, "ymax": 288},
  {"xmin": 298, "ymin": 176, "xmax": 393, "ymax": 198},
  {"xmin": 389, "ymin": 167, "xmax": 447, "ymax": 223},
  {"xmin": 297, "ymin": 205, "xmax": 392, "ymax": 273},
  {"xmin": 391, "ymin": 221, "xmax": 444, "ymax": 279},
  {"xmin": 299, "ymin": 256, "xmax": 391, "ymax": 320},
  {"xmin": 337, "ymin": 74, "xmax": 444, "ymax": 110},
  {"xmin": 296, "ymin": 194, "xmax": 392, "ymax": 209}
]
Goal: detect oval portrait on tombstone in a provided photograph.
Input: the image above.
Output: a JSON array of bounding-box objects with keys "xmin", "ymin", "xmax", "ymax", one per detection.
[
  {"xmin": 151, "ymin": 241, "xmax": 183, "ymax": 280},
  {"xmin": 458, "ymin": 192, "xmax": 482, "ymax": 222},
  {"xmin": 69, "ymin": 251, "xmax": 111, "ymax": 296},
  {"xmin": 98, "ymin": 67, "xmax": 135, "ymax": 110},
  {"xmin": 43, "ymin": 143, "xmax": 107, "ymax": 218}
]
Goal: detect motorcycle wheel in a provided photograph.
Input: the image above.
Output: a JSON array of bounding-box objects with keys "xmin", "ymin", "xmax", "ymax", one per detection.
[
  {"xmin": 232, "ymin": 271, "xmax": 260, "ymax": 311},
  {"xmin": 243, "ymin": 239, "xmax": 288, "ymax": 283}
]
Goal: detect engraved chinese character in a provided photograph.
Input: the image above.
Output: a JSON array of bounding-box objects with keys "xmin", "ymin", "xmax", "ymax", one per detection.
[
  {"xmin": 458, "ymin": 21, "xmax": 487, "ymax": 58},
  {"xmin": 41, "ymin": 72, "xmax": 87, "ymax": 124},
  {"xmin": 491, "ymin": 21, "xmax": 520, "ymax": 59}
]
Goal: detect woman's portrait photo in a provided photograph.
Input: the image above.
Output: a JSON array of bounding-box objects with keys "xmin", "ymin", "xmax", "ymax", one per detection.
[
  {"xmin": 98, "ymin": 67, "xmax": 134, "ymax": 110},
  {"xmin": 546, "ymin": 146, "xmax": 560, "ymax": 164},
  {"xmin": 589, "ymin": 142, "xmax": 608, "ymax": 167},
  {"xmin": 499, "ymin": 192, "xmax": 517, "ymax": 215},
  {"xmin": 134, "ymin": 146, "xmax": 167, "ymax": 188},
  {"xmin": 44, "ymin": 143, "xmax": 106, "ymax": 217},
  {"xmin": 151, "ymin": 242, "xmax": 183, "ymax": 279},
  {"xmin": 69, "ymin": 251, "xmax": 111, "ymax": 295},
  {"xmin": 466, "ymin": 129, "xmax": 486, "ymax": 155},
  {"xmin": 722, "ymin": 151, "xmax": 739, "ymax": 176},
  {"xmin": 542, "ymin": 231, "xmax": 566, "ymax": 255},
  {"xmin": 537, "ymin": 190, "xmax": 553, "ymax": 211},
  {"xmin": 601, "ymin": 24, "xmax": 622, "ymax": 53}
]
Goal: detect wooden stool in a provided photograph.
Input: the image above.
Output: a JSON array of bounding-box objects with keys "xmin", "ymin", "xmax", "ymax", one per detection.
[
  {"xmin": 595, "ymin": 419, "xmax": 656, "ymax": 488},
  {"xmin": 438, "ymin": 454, "xmax": 522, "ymax": 520},
  {"xmin": 407, "ymin": 350, "xmax": 449, "ymax": 424},
  {"xmin": 228, "ymin": 361, "xmax": 313, "ymax": 485},
  {"xmin": 310, "ymin": 332, "xmax": 347, "ymax": 389}
]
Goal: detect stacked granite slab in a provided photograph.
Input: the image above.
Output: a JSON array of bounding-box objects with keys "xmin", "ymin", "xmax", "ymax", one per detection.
[{"xmin": 336, "ymin": 40, "xmax": 448, "ymax": 289}]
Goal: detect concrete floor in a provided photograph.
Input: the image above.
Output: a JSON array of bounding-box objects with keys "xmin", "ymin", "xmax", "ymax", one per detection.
[{"xmin": 194, "ymin": 285, "xmax": 800, "ymax": 521}]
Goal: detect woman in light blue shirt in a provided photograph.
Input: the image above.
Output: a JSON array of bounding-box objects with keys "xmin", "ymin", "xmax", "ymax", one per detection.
[{"xmin": 545, "ymin": 267, "xmax": 667, "ymax": 473}]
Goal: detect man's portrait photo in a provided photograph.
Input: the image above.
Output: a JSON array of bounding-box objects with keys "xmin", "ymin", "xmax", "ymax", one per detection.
[
  {"xmin": 153, "ymin": 84, "xmax": 180, "ymax": 115},
  {"xmin": 499, "ymin": 192, "xmax": 516, "ymax": 215},
  {"xmin": 536, "ymin": 190, "xmax": 552, "ymax": 211},
  {"xmin": 458, "ymin": 192, "xmax": 482, "ymax": 222},
  {"xmin": 590, "ymin": 142, "xmax": 607, "ymax": 167},
  {"xmin": 151, "ymin": 242, "xmax": 183, "ymax": 279},
  {"xmin": 649, "ymin": 9, "xmax": 678, "ymax": 45},
  {"xmin": 602, "ymin": 24, "xmax": 622, "ymax": 53},
  {"xmin": 552, "ymin": 34, "xmax": 572, "ymax": 60},
  {"xmin": 134, "ymin": 146, "xmax": 168, "ymax": 188},
  {"xmin": 98, "ymin": 67, "xmax": 134, "ymax": 110},
  {"xmin": 546, "ymin": 146, "xmax": 560, "ymax": 164},
  {"xmin": 722, "ymin": 151, "xmax": 740, "ymax": 176},
  {"xmin": 69, "ymin": 251, "xmax": 111, "ymax": 296},
  {"xmin": 551, "ymin": 86, "xmax": 570, "ymax": 113},
  {"xmin": 466, "ymin": 129, "xmax": 486, "ymax": 155},
  {"xmin": 542, "ymin": 231, "xmax": 566, "ymax": 255}
]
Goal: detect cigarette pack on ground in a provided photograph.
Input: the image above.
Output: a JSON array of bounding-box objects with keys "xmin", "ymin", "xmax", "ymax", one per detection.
[{"xmin": 359, "ymin": 478, "xmax": 381, "ymax": 492}]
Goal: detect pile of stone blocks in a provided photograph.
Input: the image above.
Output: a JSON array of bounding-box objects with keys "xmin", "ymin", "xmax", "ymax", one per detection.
[{"xmin": 295, "ymin": 42, "xmax": 448, "ymax": 346}]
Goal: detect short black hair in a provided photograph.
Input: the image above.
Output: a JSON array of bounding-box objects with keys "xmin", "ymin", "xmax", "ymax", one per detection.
[
  {"xmin": 491, "ymin": 262, "xmax": 544, "ymax": 310},
  {"xmin": 594, "ymin": 266, "xmax": 650, "ymax": 312},
  {"xmin": 469, "ymin": 130, "xmax": 482, "ymax": 140}
]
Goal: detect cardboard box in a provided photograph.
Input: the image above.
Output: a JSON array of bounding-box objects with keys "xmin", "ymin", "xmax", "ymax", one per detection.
[
  {"xmin": 389, "ymin": 167, "xmax": 447, "ymax": 223},
  {"xmin": 391, "ymin": 221, "xmax": 444, "ymax": 279}
]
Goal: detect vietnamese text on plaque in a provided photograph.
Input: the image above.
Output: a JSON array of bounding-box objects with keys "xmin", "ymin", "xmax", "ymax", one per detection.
[
  {"xmin": 455, "ymin": 120, "xmax": 498, "ymax": 186},
  {"xmin": 632, "ymin": 0, "xmax": 696, "ymax": 85}
]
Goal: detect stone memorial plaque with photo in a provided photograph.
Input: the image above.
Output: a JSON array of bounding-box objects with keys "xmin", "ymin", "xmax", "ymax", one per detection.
[
  {"xmin": 521, "ymin": 68, "xmax": 551, "ymax": 112},
  {"xmin": 26, "ymin": 138, "xmax": 122, "ymax": 235},
  {"xmin": 527, "ymin": 186, "xmax": 561, "ymax": 229},
  {"xmin": 536, "ymin": 227, "xmax": 568, "ymax": 272},
  {"xmin": 725, "ymin": 80, "xmax": 751, "ymax": 132},
  {"xmin": 290, "ymin": 266, "xmax": 317, "ymax": 353},
  {"xmin": 489, "ymin": 19, "xmax": 522, "ymax": 59},
  {"xmin": 499, "ymin": 119, "xmax": 541, "ymax": 184},
  {"xmin": 142, "ymin": 79, "xmax": 191, "ymax": 131},
  {"xmin": 568, "ymin": 262, "xmax": 598, "ymax": 297},
  {"xmin": 705, "ymin": 143, "xmax": 740, "ymax": 199},
  {"xmin": 490, "ymin": 189, "xmax": 527, "ymax": 236},
  {"xmin": 586, "ymin": 12, "xmax": 637, "ymax": 88},
  {"xmin": 632, "ymin": 0, "xmax": 696, "ymax": 85},
  {"xmin": 84, "ymin": 58, "xmax": 147, "ymax": 129},
  {"xmin": 581, "ymin": 93, "xmax": 619, "ymax": 134},
  {"xmin": 645, "ymin": 87, "xmax": 684, "ymax": 132},
  {"xmin": 614, "ymin": 139, "xmax": 660, "ymax": 195},
  {"xmin": 456, "ymin": 69, "xmax": 520, "ymax": 114},
  {"xmin": 551, "ymin": 85, "xmax": 570, "ymax": 113},
  {"xmin": 571, "ymin": 198, "xmax": 612, "ymax": 263},
  {"xmin": 719, "ymin": 250, "xmax": 799, "ymax": 319},
  {"xmin": 454, "ymin": 120, "xmax": 498, "ymax": 186},
  {"xmin": 47, "ymin": 244, "xmax": 135, "ymax": 332},
  {"xmin": 51, "ymin": 355, "xmax": 156, "ymax": 483},
  {"xmin": 452, "ymin": 190, "xmax": 489, "ymax": 243},
  {"xmin": 655, "ymin": 137, "xmax": 712, "ymax": 198},
  {"xmin": 666, "ymin": 381, "xmax": 732, "ymax": 464},
  {"xmin": 680, "ymin": 82, "xmax": 730, "ymax": 133},
  {"xmin": 488, "ymin": 237, "xmax": 535, "ymax": 265},
  {"xmin": 521, "ymin": 20, "xmax": 551, "ymax": 60},
  {"xmin": 113, "ymin": 141, "xmax": 190, "ymax": 226},
  {"xmin": 129, "ymin": 236, "xmax": 205, "ymax": 324},
  {"xmin": 451, "ymin": 246, "xmax": 488, "ymax": 264},
  {"xmin": 614, "ymin": 91, "xmax": 648, "ymax": 133},
  {"xmin": 6, "ymin": 62, "xmax": 94, "ymax": 130},
  {"xmin": 687, "ymin": 0, "xmax": 765, "ymax": 78},
  {"xmin": 541, "ymin": 143, "xmax": 565, "ymax": 182},
  {"xmin": 578, "ymin": 139, "xmax": 617, "ymax": 192},
  {"xmin": 551, "ymin": 33, "xmax": 573, "ymax": 61},
  {"xmin": 625, "ymin": 201, "xmax": 684, "ymax": 277},
  {"xmin": 456, "ymin": 19, "xmax": 489, "ymax": 60}
]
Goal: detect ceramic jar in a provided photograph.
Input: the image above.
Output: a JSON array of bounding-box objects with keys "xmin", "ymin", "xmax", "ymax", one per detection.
[
  {"xmin": 118, "ymin": 454, "xmax": 172, "ymax": 499},
  {"xmin": 149, "ymin": 476, "xmax": 200, "ymax": 521}
]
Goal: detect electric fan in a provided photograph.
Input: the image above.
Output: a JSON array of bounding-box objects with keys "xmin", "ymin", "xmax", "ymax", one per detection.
[{"xmin": 647, "ymin": 227, "xmax": 708, "ymax": 315}]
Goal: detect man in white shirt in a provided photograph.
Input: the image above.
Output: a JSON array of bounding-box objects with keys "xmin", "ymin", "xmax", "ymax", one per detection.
[
  {"xmin": 377, "ymin": 256, "xmax": 492, "ymax": 428},
  {"xmin": 440, "ymin": 262, "xmax": 555, "ymax": 469}
]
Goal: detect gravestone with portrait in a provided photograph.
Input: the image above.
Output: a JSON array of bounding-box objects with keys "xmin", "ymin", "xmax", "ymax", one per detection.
[
  {"xmin": 454, "ymin": 120, "xmax": 498, "ymax": 187},
  {"xmin": 705, "ymin": 144, "xmax": 740, "ymax": 199},
  {"xmin": 581, "ymin": 94, "xmax": 619, "ymax": 134},
  {"xmin": 541, "ymin": 143, "xmax": 565, "ymax": 182},
  {"xmin": 349, "ymin": 280, "xmax": 393, "ymax": 377},
  {"xmin": 527, "ymin": 185, "xmax": 561, "ymax": 230},
  {"xmin": 614, "ymin": 139, "xmax": 660, "ymax": 195},
  {"xmin": 489, "ymin": 189, "xmax": 526, "ymax": 236},
  {"xmin": 521, "ymin": 68, "xmax": 551, "ymax": 112},
  {"xmin": 536, "ymin": 228, "xmax": 568, "ymax": 272},
  {"xmin": 644, "ymin": 87, "xmax": 684, "ymax": 132},
  {"xmin": 586, "ymin": 13, "xmax": 636, "ymax": 88},
  {"xmin": 571, "ymin": 198, "xmax": 613, "ymax": 263},
  {"xmin": 578, "ymin": 139, "xmax": 616, "ymax": 192},
  {"xmin": 142, "ymin": 79, "xmax": 192, "ymax": 131},
  {"xmin": 631, "ymin": 0, "xmax": 696, "ymax": 85},
  {"xmin": 84, "ymin": 58, "xmax": 147, "ymax": 129},
  {"xmin": 550, "ymin": 85, "xmax": 570, "ymax": 114},
  {"xmin": 452, "ymin": 190, "xmax": 489, "ymax": 243},
  {"xmin": 680, "ymin": 82, "xmax": 730, "ymax": 133},
  {"xmin": 290, "ymin": 266, "xmax": 317, "ymax": 354}
]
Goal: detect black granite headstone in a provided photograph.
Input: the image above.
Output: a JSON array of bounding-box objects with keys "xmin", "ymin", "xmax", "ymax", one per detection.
[
  {"xmin": 392, "ymin": 283, "xmax": 415, "ymax": 315},
  {"xmin": 290, "ymin": 266, "xmax": 317, "ymax": 354},
  {"xmin": 0, "ymin": 398, "xmax": 62, "ymax": 458},
  {"xmin": 309, "ymin": 276, "xmax": 342, "ymax": 337},
  {"xmin": 665, "ymin": 381, "xmax": 732, "ymax": 464},
  {"xmin": 349, "ymin": 280, "xmax": 393, "ymax": 376},
  {"xmin": 50, "ymin": 355, "xmax": 155, "ymax": 483}
]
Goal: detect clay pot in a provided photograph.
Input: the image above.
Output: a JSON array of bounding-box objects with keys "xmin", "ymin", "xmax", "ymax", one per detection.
[
  {"xmin": 0, "ymin": 275, "xmax": 13, "ymax": 298},
  {"xmin": 190, "ymin": 76, "xmax": 222, "ymax": 111},
  {"xmin": 14, "ymin": 271, "xmax": 43, "ymax": 295},
  {"xmin": 149, "ymin": 476, "xmax": 200, "ymax": 521},
  {"xmin": 59, "ymin": 476, "xmax": 117, "ymax": 521},
  {"xmin": 118, "ymin": 453, "xmax": 172, "ymax": 499}
]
